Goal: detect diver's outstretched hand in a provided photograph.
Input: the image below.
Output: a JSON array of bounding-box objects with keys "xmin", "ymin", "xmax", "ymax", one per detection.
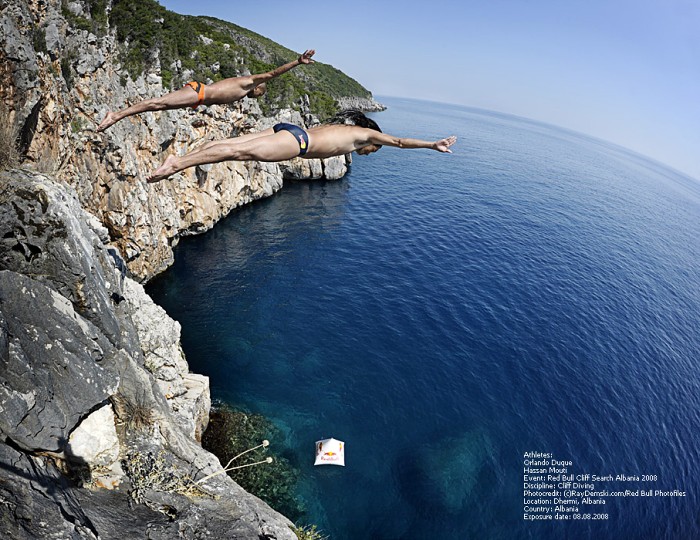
[
  {"xmin": 299, "ymin": 50, "xmax": 316, "ymax": 64},
  {"xmin": 435, "ymin": 136, "xmax": 457, "ymax": 153}
]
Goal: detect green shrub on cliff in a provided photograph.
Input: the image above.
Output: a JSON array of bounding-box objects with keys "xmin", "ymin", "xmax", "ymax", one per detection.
[
  {"xmin": 291, "ymin": 524, "xmax": 329, "ymax": 540},
  {"xmin": 122, "ymin": 450, "xmax": 208, "ymax": 504},
  {"xmin": 202, "ymin": 404, "xmax": 306, "ymax": 521},
  {"xmin": 60, "ymin": 0, "xmax": 108, "ymax": 36}
]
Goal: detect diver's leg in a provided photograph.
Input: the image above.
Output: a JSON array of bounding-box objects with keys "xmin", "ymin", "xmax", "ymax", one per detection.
[
  {"xmin": 98, "ymin": 86, "xmax": 200, "ymax": 131},
  {"xmin": 147, "ymin": 130, "xmax": 299, "ymax": 182}
]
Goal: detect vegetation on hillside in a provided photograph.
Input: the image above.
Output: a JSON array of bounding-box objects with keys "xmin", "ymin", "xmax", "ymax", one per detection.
[
  {"xmin": 61, "ymin": 0, "xmax": 109, "ymax": 36},
  {"xmin": 106, "ymin": 0, "xmax": 373, "ymax": 119},
  {"xmin": 290, "ymin": 524, "xmax": 330, "ymax": 540}
]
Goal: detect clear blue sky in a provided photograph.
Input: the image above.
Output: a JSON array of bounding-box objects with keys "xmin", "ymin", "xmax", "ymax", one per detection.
[{"xmin": 159, "ymin": 0, "xmax": 700, "ymax": 181}]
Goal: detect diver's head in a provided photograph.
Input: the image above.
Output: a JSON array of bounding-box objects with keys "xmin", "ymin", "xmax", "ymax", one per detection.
[
  {"xmin": 363, "ymin": 117, "xmax": 382, "ymax": 151},
  {"xmin": 357, "ymin": 144, "xmax": 381, "ymax": 155},
  {"xmin": 329, "ymin": 109, "xmax": 383, "ymax": 153},
  {"xmin": 247, "ymin": 82, "xmax": 267, "ymax": 98},
  {"xmin": 329, "ymin": 109, "xmax": 381, "ymax": 130}
]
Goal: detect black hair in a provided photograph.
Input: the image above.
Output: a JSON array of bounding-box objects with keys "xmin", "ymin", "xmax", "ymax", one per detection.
[
  {"xmin": 327, "ymin": 109, "xmax": 382, "ymax": 131},
  {"xmin": 327, "ymin": 109, "xmax": 382, "ymax": 148}
]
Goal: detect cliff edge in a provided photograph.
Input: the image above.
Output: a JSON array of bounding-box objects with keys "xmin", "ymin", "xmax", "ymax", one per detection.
[
  {"xmin": 0, "ymin": 170, "xmax": 297, "ymax": 539},
  {"xmin": 0, "ymin": 0, "xmax": 382, "ymax": 537}
]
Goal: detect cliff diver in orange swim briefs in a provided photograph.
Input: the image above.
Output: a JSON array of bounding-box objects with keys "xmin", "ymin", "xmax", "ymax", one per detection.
[{"xmin": 96, "ymin": 49, "xmax": 315, "ymax": 131}]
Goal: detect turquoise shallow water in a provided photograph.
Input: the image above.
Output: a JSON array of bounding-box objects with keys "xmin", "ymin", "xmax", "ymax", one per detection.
[{"xmin": 148, "ymin": 97, "xmax": 700, "ymax": 539}]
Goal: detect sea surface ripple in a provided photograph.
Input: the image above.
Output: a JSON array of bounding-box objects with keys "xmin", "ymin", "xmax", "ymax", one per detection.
[{"xmin": 148, "ymin": 97, "xmax": 700, "ymax": 539}]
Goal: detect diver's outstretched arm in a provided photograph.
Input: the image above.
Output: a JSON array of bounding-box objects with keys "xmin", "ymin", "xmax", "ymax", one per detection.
[
  {"xmin": 369, "ymin": 131, "xmax": 458, "ymax": 153},
  {"xmin": 249, "ymin": 50, "xmax": 315, "ymax": 86}
]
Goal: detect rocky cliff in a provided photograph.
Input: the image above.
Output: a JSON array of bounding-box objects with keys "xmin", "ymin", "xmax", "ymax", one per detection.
[
  {"xmin": 336, "ymin": 96, "xmax": 386, "ymax": 112},
  {"xmin": 1, "ymin": 0, "xmax": 358, "ymax": 281},
  {"xmin": 0, "ymin": 170, "xmax": 297, "ymax": 539},
  {"xmin": 0, "ymin": 0, "xmax": 383, "ymax": 537}
]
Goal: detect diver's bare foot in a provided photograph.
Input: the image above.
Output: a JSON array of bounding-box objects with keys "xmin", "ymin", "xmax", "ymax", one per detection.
[
  {"xmin": 147, "ymin": 155, "xmax": 179, "ymax": 183},
  {"xmin": 97, "ymin": 112, "xmax": 119, "ymax": 132}
]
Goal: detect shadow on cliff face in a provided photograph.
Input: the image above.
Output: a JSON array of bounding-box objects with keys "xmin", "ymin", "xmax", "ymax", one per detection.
[
  {"xmin": 0, "ymin": 436, "xmax": 100, "ymax": 538},
  {"xmin": 1, "ymin": 436, "xmax": 93, "ymax": 488},
  {"xmin": 63, "ymin": 436, "xmax": 94, "ymax": 486},
  {"xmin": 18, "ymin": 98, "xmax": 42, "ymax": 158}
]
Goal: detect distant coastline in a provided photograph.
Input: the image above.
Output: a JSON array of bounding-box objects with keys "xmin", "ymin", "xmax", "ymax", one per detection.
[{"xmin": 337, "ymin": 96, "xmax": 387, "ymax": 112}]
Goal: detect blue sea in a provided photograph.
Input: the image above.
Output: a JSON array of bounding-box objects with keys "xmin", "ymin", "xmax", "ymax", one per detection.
[{"xmin": 147, "ymin": 97, "xmax": 700, "ymax": 539}]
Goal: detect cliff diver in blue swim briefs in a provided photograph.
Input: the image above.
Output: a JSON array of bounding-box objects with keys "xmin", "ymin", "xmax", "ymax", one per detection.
[
  {"xmin": 273, "ymin": 123, "xmax": 309, "ymax": 156},
  {"xmin": 147, "ymin": 110, "xmax": 457, "ymax": 182}
]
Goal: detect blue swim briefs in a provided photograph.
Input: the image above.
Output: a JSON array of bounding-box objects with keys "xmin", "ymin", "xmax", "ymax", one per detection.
[{"xmin": 273, "ymin": 123, "xmax": 309, "ymax": 156}]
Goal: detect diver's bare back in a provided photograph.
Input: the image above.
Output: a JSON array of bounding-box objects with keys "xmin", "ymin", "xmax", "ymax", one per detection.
[
  {"xmin": 303, "ymin": 125, "xmax": 369, "ymax": 159},
  {"xmin": 205, "ymin": 76, "xmax": 254, "ymax": 103}
]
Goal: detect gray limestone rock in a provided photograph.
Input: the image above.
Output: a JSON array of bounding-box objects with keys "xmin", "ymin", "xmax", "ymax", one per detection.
[
  {"xmin": 121, "ymin": 276, "xmax": 210, "ymax": 441},
  {"xmin": 76, "ymin": 46, "xmax": 105, "ymax": 76},
  {"xmin": 322, "ymin": 155, "xmax": 350, "ymax": 180},
  {"xmin": 280, "ymin": 157, "xmax": 323, "ymax": 180},
  {"xmin": 337, "ymin": 96, "xmax": 387, "ymax": 112},
  {"xmin": 0, "ymin": 443, "xmax": 100, "ymax": 540},
  {"xmin": 67, "ymin": 404, "xmax": 124, "ymax": 489},
  {"xmin": 0, "ymin": 270, "xmax": 119, "ymax": 452},
  {"xmin": 0, "ymin": 171, "xmax": 296, "ymax": 538},
  {"xmin": 0, "ymin": 171, "xmax": 127, "ymax": 347}
]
